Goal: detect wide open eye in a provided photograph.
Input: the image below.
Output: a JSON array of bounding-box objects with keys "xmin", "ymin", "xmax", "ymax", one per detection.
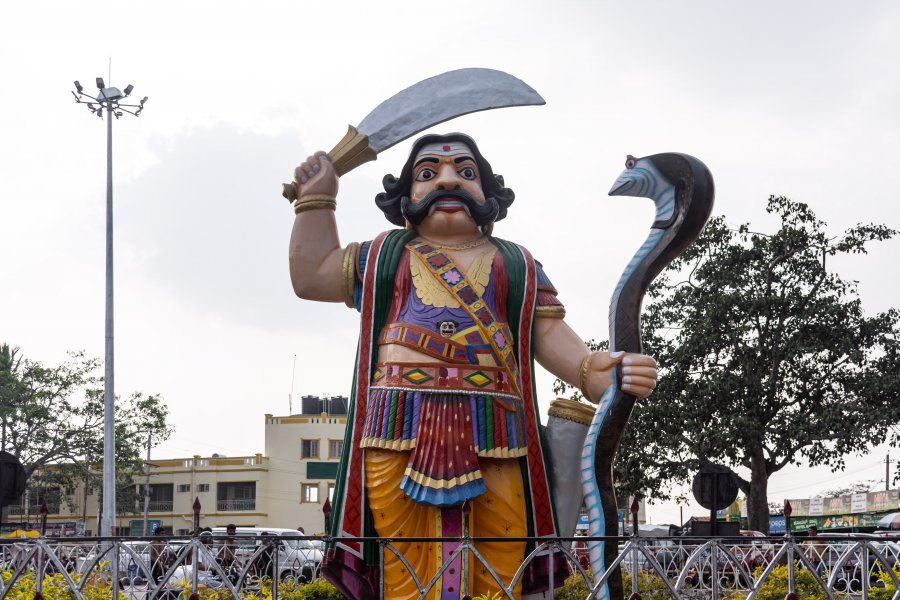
[
  {"xmin": 458, "ymin": 166, "xmax": 477, "ymax": 180},
  {"xmin": 415, "ymin": 168, "xmax": 436, "ymax": 181},
  {"xmin": 625, "ymin": 155, "xmax": 637, "ymax": 169}
]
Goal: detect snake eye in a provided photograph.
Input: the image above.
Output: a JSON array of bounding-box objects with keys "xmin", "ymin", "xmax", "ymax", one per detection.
[{"xmin": 625, "ymin": 155, "xmax": 637, "ymax": 169}]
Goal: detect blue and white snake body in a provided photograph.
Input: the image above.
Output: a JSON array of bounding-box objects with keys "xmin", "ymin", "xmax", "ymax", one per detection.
[{"xmin": 580, "ymin": 155, "xmax": 714, "ymax": 600}]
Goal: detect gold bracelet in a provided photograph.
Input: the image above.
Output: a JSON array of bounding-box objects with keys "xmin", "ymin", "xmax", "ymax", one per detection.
[
  {"xmin": 294, "ymin": 194, "xmax": 337, "ymax": 214},
  {"xmin": 341, "ymin": 242, "xmax": 360, "ymax": 308},
  {"xmin": 579, "ymin": 352, "xmax": 597, "ymax": 402}
]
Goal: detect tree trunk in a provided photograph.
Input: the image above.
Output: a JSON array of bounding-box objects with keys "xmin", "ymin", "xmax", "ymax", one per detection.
[{"xmin": 746, "ymin": 446, "xmax": 770, "ymax": 533}]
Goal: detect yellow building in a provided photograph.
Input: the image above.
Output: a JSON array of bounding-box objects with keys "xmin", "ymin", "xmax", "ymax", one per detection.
[{"xmin": 9, "ymin": 396, "xmax": 347, "ymax": 536}]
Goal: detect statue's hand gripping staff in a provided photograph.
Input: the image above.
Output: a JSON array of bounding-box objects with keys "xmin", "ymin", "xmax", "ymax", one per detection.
[{"xmin": 581, "ymin": 153, "xmax": 714, "ymax": 600}]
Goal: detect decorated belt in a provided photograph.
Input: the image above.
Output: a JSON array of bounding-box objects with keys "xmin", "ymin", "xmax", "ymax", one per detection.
[
  {"xmin": 378, "ymin": 322, "xmax": 499, "ymax": 365},
  {"xmin": 371, "ymin": 362, "xmax": 520, "ymax": 402}
]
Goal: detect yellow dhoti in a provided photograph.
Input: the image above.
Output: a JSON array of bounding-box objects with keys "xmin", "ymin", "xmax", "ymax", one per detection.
[{"xmin": 365, "ymin": 449, "xmax": 527, "ymax": 599}]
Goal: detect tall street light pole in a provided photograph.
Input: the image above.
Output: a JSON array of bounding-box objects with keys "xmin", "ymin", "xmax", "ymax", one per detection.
[{"xmin": 72, "ymin": 77, "xmax": 148, "ymax": 537}]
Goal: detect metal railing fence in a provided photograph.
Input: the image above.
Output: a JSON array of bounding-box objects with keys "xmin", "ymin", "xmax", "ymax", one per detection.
[{"xmin": 1, "ymin": 534, "xmax": 898, "ymax": 599}]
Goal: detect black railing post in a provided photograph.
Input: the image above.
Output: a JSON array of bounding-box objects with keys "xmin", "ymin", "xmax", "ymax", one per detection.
[
  {"xmin": 39, "ymin": 501, "xmax": 48, "ymax": 536},
  {"xmin": 631, "ymin": 497, "xmax": 639, "ymax": 536},
  {"xmin": 630, "ymin": 497, "xmax": 643, "ymax": 600},
  {"xmin": 784, "ymin": 500, "xmax": 797, "ymax": 600},
  {"xmin": 272, "ymin": 534, "xmax": 279, "ymax": 600},
  {"xmin": 323, "ymin": 497, "xmax": 332, "ymax": 535},
  {"xmin": 783, "ymin": 500, "xmax": 792, "ymax": 537},
  {"xmin": 192, "ymin": 497, "xmax": 201, "ymax": 535}
]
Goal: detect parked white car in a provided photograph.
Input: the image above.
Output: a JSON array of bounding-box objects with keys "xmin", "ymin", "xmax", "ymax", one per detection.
[
  {"xmin": 210, "ymin": 527, "xmax": 323, "ymax": 583},
  {"xmin": 75, "ymin": 540, "xmax": 155, "ymax": 584}
]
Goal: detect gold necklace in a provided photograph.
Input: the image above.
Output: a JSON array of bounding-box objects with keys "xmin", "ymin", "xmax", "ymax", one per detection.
[{"xmin": 419, "ymin": 235, "xmax": 489, "ymax": 251}]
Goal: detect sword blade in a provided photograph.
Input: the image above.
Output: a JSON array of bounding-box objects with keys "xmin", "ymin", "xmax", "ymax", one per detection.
[
  {"xmin": 284, "ymin": 68, "xmax": 545, "ymax": 199},
  {"xmin": 358, "ymin": 68, "xmax": 545, "ymax": 153}
]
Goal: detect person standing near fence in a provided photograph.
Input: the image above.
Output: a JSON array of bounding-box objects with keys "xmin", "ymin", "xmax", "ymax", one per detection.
[
  {"xmin": 149, "ymin": 526, "xmax": 168, "ymax": 582},
  {"xmin": 803, "ymin": 525, "xmax": 827, "ymax": 577}
]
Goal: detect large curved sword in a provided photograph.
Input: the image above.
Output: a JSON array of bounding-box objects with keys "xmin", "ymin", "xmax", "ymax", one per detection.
[
  {"xmin": 282, "ymin": 67, "xmax": 544, "ymax": 199},
  {"xmin": 581, "ymin": 153, "xmax": 715, "ymax": 600}
]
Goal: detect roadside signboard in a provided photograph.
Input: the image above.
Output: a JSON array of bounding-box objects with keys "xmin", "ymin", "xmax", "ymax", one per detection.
[{"xmin": 129, "ymin": 519, "xmax": 161, "ymax": 536}]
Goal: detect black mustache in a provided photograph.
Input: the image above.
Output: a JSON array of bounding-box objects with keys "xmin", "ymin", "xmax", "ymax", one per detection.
[{"xmin": 401, "ymin": 189, "xmax": 499, "ymax": 226}]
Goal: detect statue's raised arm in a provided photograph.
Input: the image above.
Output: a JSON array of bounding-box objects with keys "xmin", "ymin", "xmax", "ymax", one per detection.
[{"xmin": 288, "ymin": 152, "xmax": 345, "ymax": 303}]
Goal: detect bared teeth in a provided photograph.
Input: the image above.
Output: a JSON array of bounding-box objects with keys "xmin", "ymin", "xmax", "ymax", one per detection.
[{"xmin": 426, "ymin": 199, "xmax": 472, "ymax": 217}]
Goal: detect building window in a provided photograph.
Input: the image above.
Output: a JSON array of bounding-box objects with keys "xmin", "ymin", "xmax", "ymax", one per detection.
[
  {"xmin": 301, "ymin": 483, "xmax": 319, "ymax": 503},
  {"xmin": 328, "ymin": 483, "xmax": 335, "ymax": 502},
  {"xmin": 177, "ymin": 484, "xmax": 190, "ymax": 493},
  {"xmin": 328, "ymin": 439, "xmax": 343, "ymax": 459},
  {"xmin": 301, "ymin": 439, "xmax": 319, "ymax": 459},
  {"xmin": 197, "ymin": 483, "xmax": 210, "ymax": 492},
  {"xmin": 217, "ymin": 482, "xmax": 256, "ymax": 511},
  {"xmin": 146, "ymin": 484, "xmax": 174, "ymax": 512}
]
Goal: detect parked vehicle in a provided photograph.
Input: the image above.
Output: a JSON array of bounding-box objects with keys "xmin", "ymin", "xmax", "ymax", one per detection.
[
  {"xmin": 731, "ymin": 530, "xmax": 774, "ymax": 571},
  {"xmin": 683, "ymin": 531, "xmax": 778, "ymax": 589},
  {"xmin": 76, "ymin": 540, "xmax": 153, "ymax": 585},
  {"xmin": 210, "ymin": 527, "xmax": 323, "ymax": 584},
  {"xmin": 812, "ymin": 533, "xmax": 881, "ymax": 592}
]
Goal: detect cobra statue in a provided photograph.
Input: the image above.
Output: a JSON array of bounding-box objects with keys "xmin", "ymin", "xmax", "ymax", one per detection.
[{"xmin": 580, "ymin": 153, "xmax": 715, "ymax": 600}]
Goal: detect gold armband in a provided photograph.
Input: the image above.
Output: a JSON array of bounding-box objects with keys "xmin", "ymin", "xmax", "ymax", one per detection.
[
  {"xmin": 579, "ymin": 352, "xmax": 598, "ymax": 403},
  {"xmin": 294, "ymin": 194, "xmax": 337, "ymax": 214},
  {"xmin": 535, "ymin": 305, "xmax": 566, "ymax": 319},
  {"xmin": 341, "ymin": 242, "xmax": 361, "ymax": 308}
]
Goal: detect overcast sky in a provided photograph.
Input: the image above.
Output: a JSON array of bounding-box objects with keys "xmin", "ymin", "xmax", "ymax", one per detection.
[{"xmin": 2, "ymin": 1, "xmax": 898, "ymax": 525}]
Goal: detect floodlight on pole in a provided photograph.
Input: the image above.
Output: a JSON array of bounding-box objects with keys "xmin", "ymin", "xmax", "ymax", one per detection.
[{"xmin": 72, "ymin": 76, "xmax": 147, "ymax": 537}]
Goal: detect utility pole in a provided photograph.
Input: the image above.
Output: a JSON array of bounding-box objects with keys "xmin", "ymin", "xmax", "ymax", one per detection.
[
  {"xmin": 142, "ymin": 433, "xmax": 152, "ymax": 536},
  {"xmin": 72, "ymin": 75, "xmax": 147, "ymax": 537},
  {"xmin": 81, "ymin": 454, "xmax": 91, "ymax": 533},
  {"xmin": 888, "ymin": 453, "xmax": 893, "ymax": 491}
]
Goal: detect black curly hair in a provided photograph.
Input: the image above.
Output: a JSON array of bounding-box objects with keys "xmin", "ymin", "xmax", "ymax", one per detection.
[{"xmin": 374, "ymin": 133, "xmax": 515, "ymax": 227}]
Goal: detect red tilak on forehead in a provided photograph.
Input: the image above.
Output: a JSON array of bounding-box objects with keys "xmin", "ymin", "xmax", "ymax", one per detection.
[{"xmin": 442, "ymin": 145, "xmax": 451, "ymax": 152}]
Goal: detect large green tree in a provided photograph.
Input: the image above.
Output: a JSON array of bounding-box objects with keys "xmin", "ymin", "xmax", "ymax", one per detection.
[
  {"xmin": 558, "ymin": 197, "xmax": 900, "ymax": 532},
  {"xmin": 0, "ymin": 344, "xmax": 172, "ymax": 514}
]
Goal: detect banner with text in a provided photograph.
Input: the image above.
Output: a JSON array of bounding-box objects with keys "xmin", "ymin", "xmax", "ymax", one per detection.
[{"xmin": 786, "ymin": 489, "xmax": 899, "ymax": 516}]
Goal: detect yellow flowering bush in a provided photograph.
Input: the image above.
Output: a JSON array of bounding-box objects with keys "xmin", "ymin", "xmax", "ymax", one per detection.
[
  {"xmin": 0, "ymin": 567, "xmax": 347, "ymax": 600},
  {"xmin": 868, "ymin": 564, "xmax": 900, "ymax": 600},
  {"xmin": 720, "ymin": 564, "xmax": 828, "ymax": 600},
  {"xmin": 471, "ymin": 592, "xmax": 504, "ymax": 600},
  {"xmin": 1, "ymin": 568, "xmax": 127, "ymax": 600}
]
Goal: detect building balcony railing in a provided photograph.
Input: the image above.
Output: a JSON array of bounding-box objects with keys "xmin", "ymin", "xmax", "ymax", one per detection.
[
  {"xmin": 148, "ymin": 500, "xmax": 173, "ymax": 512},
  {"xmin": 217, "ymin": 498, "xmax": 256, "ymax": 511},
  {"xmin": 5, "ymin": 503, "xmax": 61, "ymax": 516},
  {"xmin": 114, "ymin": 500, "xmax": 173, "ymax": 515}
]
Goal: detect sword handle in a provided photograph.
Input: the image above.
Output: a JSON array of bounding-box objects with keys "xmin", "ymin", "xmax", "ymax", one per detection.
[
  {"xmin": 282, "ymin": 125, "xmax": 377, "ymax": 201},
  {"xmin": 329, "ymin": 125, "xmax": 377, "ymax": 176}
]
